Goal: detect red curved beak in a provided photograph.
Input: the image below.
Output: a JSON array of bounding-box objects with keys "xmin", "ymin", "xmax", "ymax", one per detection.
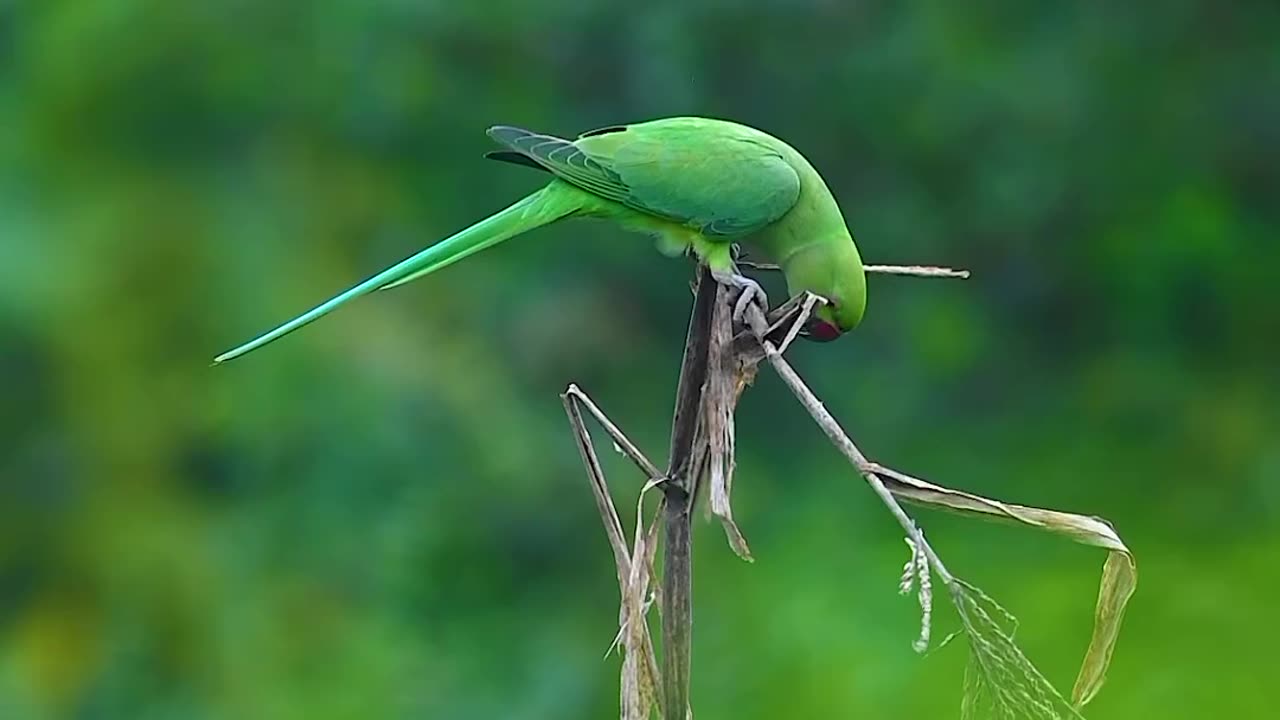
[{"xmin": 803, "ymin": 319, "xmax": 843, "ymax": 343}]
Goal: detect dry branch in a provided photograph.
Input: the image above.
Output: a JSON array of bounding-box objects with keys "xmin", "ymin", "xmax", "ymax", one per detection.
[
  {"xmin": 562, "ymin": 388, "xmax": 664, "ymax": 719},
  {"xmin": 563, "ymin": 261, "xmax": 1133, "ymax": 720},
  {"xmin": 658, "ymin": 267, "xmax": 718, "ymax": 720}
]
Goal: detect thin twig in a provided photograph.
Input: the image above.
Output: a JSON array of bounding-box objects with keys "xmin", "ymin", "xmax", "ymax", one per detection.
[
  {"xmin": 563, "ymin": 392, "xmax": 632, "ymax": 576},
  {"xmin": 865, "ymin": 264, "xmax": 970, "ymax": 279},
  {"xmin": 775, "ymin": 292, "xmax": 826, "ymax": 355},
  {"xmin": 738, "ymin": 259, "xmax": 970, "ymax": 279},
  {"xmin": 742, "ymin": 305, "xmax": 955, "ymax": 585},
  {"xmin": 566, "ymin": 384, "xmax": 663, "ymax": 480},
  {"xmin": 562, "ymin": 391, "xmax": 665, "ymax": 719}
]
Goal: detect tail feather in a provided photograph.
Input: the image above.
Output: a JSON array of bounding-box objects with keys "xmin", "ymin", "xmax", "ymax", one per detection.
[{"xmin": 213, "ymin": 185, "xmax": 578, "ymax": 364}]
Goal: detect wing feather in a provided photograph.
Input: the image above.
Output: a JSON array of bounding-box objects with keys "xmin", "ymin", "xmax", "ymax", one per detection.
[{"xmin": 486, "ymin": 120, "xmax": 800, "ymax": 237}]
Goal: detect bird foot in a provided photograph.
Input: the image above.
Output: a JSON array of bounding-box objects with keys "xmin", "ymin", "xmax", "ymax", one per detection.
[{"xmin": 710, "ymin": 267, "xmax": 769, "ymax": 322}]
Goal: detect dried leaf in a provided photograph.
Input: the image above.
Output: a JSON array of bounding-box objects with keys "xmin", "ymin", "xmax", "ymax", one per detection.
[
  {"xmin": 705, "ymin": 285, "xmax": 753, "ymax": 561},
  {"xmin": 871, "ymin": 463, "xmax": 1136, "ymax": 709},
  {"xmin": 1072, "ymin": 551, "xmax": 1137, "ymax": 707},
  {"xmin": 955, "ymin": 579, "xmax": 1084, "ymax": 720},
  {"xmin": 624, "ymin": 480, "xmax": 664, "ymax": 719}
]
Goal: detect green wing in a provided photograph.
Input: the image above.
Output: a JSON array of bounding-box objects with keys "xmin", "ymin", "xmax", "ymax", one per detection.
[{"xmin": 487, "ymin": 118, "xmax": 800, "ymax": 237}]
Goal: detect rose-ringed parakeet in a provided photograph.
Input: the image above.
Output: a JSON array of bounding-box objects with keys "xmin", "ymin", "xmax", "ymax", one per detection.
[{"xmin": 213, "ymin": 117, "xmax": 865, "ymax": 363}]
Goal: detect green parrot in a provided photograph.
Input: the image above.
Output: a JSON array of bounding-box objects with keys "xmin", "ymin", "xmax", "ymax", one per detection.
[{"xmin": 213, "ymin": 117, "xmax": 865, "ymax": 364}]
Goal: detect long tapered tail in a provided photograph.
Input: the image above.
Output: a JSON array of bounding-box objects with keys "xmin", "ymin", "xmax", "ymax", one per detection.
[{"xmin": 213, "ymin": 185, "xmax": 579, "ymax": 364}]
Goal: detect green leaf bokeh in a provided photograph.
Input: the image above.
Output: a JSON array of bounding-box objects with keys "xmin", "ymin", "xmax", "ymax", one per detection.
[{"xmin": 1, "ymin": 2, "xmax": 1277, "ymax": 718}]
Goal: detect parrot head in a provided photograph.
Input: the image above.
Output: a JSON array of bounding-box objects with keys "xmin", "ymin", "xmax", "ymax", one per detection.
[
  {"xmin": 789, "ymin": 238, "xmax": 866, "ymax": 342},
  {"xmin": 801, "ymin": 296, "xmax": 863, "ymax": 342}
]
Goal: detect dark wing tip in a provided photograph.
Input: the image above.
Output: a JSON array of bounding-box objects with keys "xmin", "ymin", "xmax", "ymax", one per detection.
[
  {"xmin": 578, "ymin": 124, "xmax": 628, "ymax": 138},
  {"xmin": 484, "ymin": 150, "xmax": 548, "ymax": 172}
]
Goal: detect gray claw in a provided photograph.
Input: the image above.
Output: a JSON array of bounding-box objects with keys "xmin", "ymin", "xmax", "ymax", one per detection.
[
  {"xmin": 711, "ymin": 268, "xmax": 769, "ymax": 321},
  {"xmin": 733, "ymin": 279, "xmax": 768, "ymax": 321}
]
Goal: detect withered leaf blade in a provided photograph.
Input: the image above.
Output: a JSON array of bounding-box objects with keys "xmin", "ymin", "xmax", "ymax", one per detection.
[
  {"xmin": 870, "ymin": 463, "xmax": 1136, "ymax": 708},
  {"xmin": 706, "ymin": 285, "xmax": 753, "ymax": 561},
  {"xmin": 1072, "ymin": 550, "xmax": 1137, "ymax": 707}
]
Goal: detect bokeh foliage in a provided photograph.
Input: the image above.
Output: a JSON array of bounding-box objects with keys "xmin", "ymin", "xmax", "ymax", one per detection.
[{"xmin": 2, "ymin": 1, "xmax": 1277, "ymax": 718}]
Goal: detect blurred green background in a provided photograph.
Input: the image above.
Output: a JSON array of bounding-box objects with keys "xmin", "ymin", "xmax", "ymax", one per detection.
[{"xmin": 2, "ymin": 1, "xmax": 1278, "ymax": 718}]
